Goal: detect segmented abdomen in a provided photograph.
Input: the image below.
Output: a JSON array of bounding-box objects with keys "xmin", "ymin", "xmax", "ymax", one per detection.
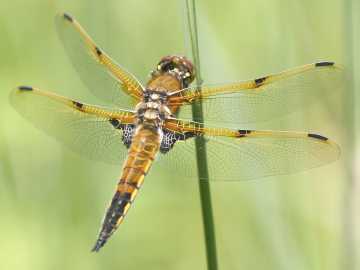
[{"xmin": 92, "ymin": 125, "xmax": 161, "ymax": 252}]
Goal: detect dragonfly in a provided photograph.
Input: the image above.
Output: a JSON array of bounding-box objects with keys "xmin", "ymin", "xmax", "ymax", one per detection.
[{"xmin": 10, "ymin": 12, "xmax": 342, "ymax": 252}]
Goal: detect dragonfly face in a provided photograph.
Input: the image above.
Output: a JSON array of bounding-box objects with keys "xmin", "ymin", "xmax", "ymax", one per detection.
[
  {"xmin": 10, "ymin": 12, "xmax": 343, "ymax": 252},
  {"xmin": 152, "ymin": 55, "xmax": 195, "ymax": 89}
]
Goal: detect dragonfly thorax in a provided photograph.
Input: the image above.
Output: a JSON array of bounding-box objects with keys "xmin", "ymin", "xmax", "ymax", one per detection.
[{"xmin": 135, "ymin": 89, "xmax": 172, "ymax": 127}]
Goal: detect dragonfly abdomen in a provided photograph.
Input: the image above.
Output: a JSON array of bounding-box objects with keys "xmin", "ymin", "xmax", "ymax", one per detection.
[{"xmin": 92, "ymin": 125, "xmax": 161, "ymax": 252}]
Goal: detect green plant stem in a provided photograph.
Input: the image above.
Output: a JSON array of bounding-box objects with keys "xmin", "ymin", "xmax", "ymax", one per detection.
[
  {"xmin": 184, "ymin": 1, "xmax": 218, "ymax": 270},
  {"xmin": 342, "ymin": 1, "xmax": 357, "ymax": 269}
]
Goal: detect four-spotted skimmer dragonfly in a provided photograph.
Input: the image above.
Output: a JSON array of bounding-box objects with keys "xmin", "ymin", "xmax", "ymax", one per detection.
[{"xmin": 10, "ymin": 12, "xmax": 342, "ymax": 252}]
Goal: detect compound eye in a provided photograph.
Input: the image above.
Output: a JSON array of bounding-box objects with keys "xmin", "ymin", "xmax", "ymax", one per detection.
[{"xmin": 162, "ymin": 62, "xmax": 176, "ymax": 72}]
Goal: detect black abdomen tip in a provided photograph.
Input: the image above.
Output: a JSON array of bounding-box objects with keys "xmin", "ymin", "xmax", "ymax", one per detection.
[
  {"xmin": 63, "ymin": 13, "xmax": 73, "ymax": 22},
  {"xmin": 308, "ymin": 133, "xmax": 328, "ymax": 141},
  {"xmin": 18, "ymin": 86, "xmax": 33, "ymax": 91},
  {"xmin": 315, "ymin": 62, "xmax": 334, "ymax": 67},
  {"xmin": 91, "ymin": 240, "xmax": 105, "ymax": 253}
]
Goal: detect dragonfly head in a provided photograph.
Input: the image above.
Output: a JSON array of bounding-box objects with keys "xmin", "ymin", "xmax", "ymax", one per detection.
[{"xmin": 153, "ymin": 55, "xmax": 195, "ymax": 88}]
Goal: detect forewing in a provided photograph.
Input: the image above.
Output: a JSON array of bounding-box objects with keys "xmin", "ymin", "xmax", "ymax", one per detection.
[
  {"xmin": 10, "ymin": 86, "xmax": 135, "ymax": 164},
  {"xmin": 156, "ymin": 123, "xmax": 340, "ymax": 181},
  {"xmin": 55, "ymin": 13, "xmax": 143, "ymax": 109},
  {"xmin": 170, "ymin": 63, "xmax": 343, "ymax": 125}
]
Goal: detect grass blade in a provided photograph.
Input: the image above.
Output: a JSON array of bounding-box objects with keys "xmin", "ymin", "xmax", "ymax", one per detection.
[{"xmin": 183, "ymin": 1, "xmax": 219, "ymax": 269}]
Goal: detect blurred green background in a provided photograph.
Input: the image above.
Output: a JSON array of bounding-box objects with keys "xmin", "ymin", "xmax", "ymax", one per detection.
[{"xmin": 0, "ymin": 0, "xmax": 358, "ymax": 269}]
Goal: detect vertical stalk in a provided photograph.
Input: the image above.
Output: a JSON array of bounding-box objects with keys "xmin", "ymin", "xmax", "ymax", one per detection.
[
  {"xmin": 183, "ymin": 1, "xmax": 218, "ymax": 270},
  {"xmin": 342, "ymin": 0, "xmax": 356, "ymax": 269}
]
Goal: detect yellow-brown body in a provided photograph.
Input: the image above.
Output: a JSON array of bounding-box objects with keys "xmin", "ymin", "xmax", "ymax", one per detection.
[
  {"xmin": 92, "ymin": 55, "xmax": 194, "ymax": 252},
  {"xmin": 92, "ymin": 124, "xmax": 162, "ymax": 251}
]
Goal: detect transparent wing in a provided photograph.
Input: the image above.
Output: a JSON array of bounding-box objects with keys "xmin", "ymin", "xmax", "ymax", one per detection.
[
  {"xmin": 169, "ymin": 62, "xmax": 344, "ymax": 125},
  {"xmin": 10, "ymin": 86, "xmax": 136, "ymax": 164},
  {"xmin": 155, "ymin": 120, "xmax": 340, "ymax": 181},
  {"xmin": 55, "ymin": 13, "xmax": 144, "ymax": 109}
]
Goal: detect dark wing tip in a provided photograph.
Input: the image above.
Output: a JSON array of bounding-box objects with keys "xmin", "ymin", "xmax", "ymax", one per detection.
[
  {"xmin": 63, "ymin": 12, "xmax": 73, "ymax": 22},
  {"xmin": 315, "ymin": 61, "xmax": 335, "ymax": 67},
  {"xmin": 18, "ymin": 86, "xmax": 33, "ymax": 91},
  {"xmin": 308, "ymin": 133, "xmax": 328, "ymax": 141}
]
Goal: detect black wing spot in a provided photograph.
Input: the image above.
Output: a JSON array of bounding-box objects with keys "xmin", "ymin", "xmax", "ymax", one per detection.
[
  {"xmin": 237, "ymin": 129, "xmax": 252, "ymax": 137},
  {"xmin": 109, "ymin": 118, "xmax": 120, "ymax": 128},
  {"xmin": 72, "ymin": 101, "xmax": 83, "ymax": 109},
  {"xmin": 95, "ymin": 47, "xmax": 102, "ymax": 56},
  {"xmin": 308, "ymin": 133, "xmax": 328, "ymax": 141},
  {"xmin": 63, "ymin": 13, "xmax": 73, "ymax": 22},
  {"xmin": 18, "ymin": 86, "xmax": 33, "ymax": 91},
  {"xmin": 254, "ymin": 76, "xmax": 267, "ymax": 87},
  {"xmin": 315, "ymin": 62, "xmax": 334, "ymax": 67}
]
